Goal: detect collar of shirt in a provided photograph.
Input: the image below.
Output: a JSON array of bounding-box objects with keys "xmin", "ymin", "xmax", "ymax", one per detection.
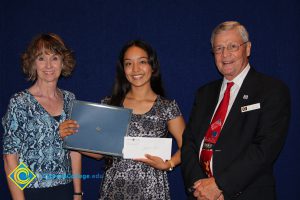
[{"xmin": 220, "ymin": 63, "xmax": 251, "ymax": 100}]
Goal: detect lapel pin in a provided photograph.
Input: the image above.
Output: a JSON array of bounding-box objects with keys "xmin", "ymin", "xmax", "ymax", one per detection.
[{"xmin": 243, "ymin": 95, "xmax": 248, "ymax": 100}]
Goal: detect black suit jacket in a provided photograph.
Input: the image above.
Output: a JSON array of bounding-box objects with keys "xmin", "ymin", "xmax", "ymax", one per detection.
[{"xmin": 181, "ymin": 68, "xmax": 291, "ymax": 200}]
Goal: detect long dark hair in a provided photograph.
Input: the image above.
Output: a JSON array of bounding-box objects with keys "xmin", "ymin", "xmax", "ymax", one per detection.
[{"xmin": 109, "ymin": 40, "xmax": 165, "ymax": 106}]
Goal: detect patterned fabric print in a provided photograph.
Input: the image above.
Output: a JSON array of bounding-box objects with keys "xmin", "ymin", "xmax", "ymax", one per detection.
[
  {"xmin": 99, "ymin": 96, "xmax": 181, "ymax": 200},
  {"xmin": 2, "ymin": 89, "xmax": 75, "ymax": 188}
]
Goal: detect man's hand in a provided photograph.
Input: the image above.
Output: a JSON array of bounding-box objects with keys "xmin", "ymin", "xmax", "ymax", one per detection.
[{"xmin": 193, "ymin": 177, "xmax": 222, "ymax": 200}]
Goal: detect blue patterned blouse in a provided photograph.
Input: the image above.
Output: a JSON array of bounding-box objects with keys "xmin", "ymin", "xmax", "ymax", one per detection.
[{"xmin": 2, "ymin": 89, "xmax": 75, "ymax": 188}]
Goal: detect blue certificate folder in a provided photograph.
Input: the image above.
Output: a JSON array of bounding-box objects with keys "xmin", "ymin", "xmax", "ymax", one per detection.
[{"xmin": 63, "ymin": 100, "xmax": 132, "ymax": 157}]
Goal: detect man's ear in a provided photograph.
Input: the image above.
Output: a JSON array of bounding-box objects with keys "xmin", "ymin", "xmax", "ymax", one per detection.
[{"xmin": 246, "ymin": 42, "xmax": 251, "ymax": 57}]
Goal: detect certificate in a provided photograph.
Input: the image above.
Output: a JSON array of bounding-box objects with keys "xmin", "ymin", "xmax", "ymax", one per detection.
[{"xmin": 123, "ymin": 137, "xmax": 172, "ymax": 161}]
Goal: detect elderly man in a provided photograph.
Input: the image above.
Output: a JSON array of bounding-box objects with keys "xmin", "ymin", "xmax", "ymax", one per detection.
[{"xmin": 181, "ymin": 21, "xmax": 290, "ymax": 200}]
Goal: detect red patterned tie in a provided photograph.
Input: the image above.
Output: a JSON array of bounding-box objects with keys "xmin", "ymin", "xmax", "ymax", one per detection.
[{"xmin": 200, "ymin": 82, "xmax": 234, "ymax": 177}]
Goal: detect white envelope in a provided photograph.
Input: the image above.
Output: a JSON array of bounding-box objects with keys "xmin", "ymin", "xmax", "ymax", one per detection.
[{"xmin": 123, "ymin": 137, "xmax": 172, "ymax": 161}]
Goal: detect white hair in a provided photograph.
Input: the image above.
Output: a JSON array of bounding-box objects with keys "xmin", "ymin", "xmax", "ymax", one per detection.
[{"xmin": 211, "ymin": 21, "xmax": 249, "ymax": 47}]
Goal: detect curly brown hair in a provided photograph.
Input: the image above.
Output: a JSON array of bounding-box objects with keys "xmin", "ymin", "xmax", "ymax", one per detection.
[{"xmin": 21, "ymin": 33, "xmax": 76, "ymax": 81}]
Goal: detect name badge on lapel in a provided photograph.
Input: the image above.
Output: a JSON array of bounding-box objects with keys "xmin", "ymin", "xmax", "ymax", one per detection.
[{"xmin": 241, "ymin": 103, "xmax": 261, "ymax": 113}]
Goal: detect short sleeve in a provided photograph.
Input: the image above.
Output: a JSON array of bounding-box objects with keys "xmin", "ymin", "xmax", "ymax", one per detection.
[
  {"xmin": 2, "ymin": 97, "xmax": 24, "ymax": 155},
  {"xmin": 63, "ymin": 90, "xmax": 76, "ymax": 118},
  {"xmin": 165, "ymin": 99, "xmax": 182, "ymax": 121}
]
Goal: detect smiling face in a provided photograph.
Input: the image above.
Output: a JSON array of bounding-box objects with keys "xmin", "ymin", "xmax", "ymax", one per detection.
[
  {"xmin": 123, "ymin": 46, "xmax": 153, "ymax": 89},
  {"xmin": 34, "ymin": 50, "xmax": 63, "ymax": 83},
  {"xmin": 213, "ymin": 29, "xmax": 251, "ymax": 80}
]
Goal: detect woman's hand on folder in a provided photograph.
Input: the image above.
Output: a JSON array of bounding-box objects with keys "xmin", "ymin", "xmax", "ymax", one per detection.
[{"xmin": 59, "ymin": 120, "xmax": 79, "ymax": 138}]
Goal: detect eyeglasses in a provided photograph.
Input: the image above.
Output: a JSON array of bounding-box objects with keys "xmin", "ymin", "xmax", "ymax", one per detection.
[{"xmin": 212, "ymin": 41, "xmax": 248, "ymax": 54}]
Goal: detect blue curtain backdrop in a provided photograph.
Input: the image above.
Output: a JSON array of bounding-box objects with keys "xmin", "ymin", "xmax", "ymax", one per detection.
[{"xmin": 0, "ymin": 0, "xmax": 299, "ymax": 199}]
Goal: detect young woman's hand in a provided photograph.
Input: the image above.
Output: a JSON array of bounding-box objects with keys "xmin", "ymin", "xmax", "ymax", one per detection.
[{"xmin": 135, "ymin": 154, "xmax": 171, "ymax": 171}]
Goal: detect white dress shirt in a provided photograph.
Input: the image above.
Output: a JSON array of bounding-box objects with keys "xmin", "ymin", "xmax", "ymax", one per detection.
[{"xmin": 200, "ymin": 63, "xmax": 251, "ymax": 174}]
